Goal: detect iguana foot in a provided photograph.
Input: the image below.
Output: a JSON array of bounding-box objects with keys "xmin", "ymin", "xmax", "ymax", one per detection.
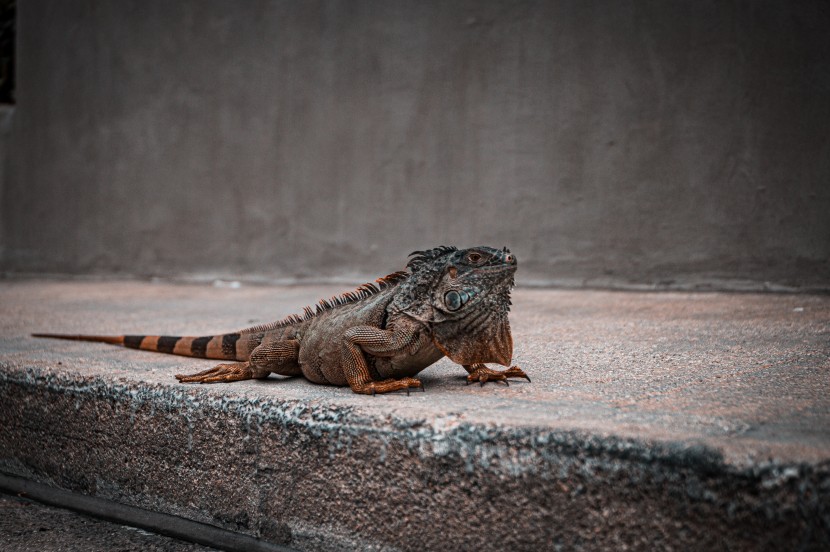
[
  {"xmin": 352, "ymin": 377, "xmax": 423, "ymax": 395},
  {"xmin": 175, "ymin": 362, "xmax": 254, "ymax": 384},
  {"xmin": 466, "ymin": 365, "xmax": 531, "ymax": 387}
]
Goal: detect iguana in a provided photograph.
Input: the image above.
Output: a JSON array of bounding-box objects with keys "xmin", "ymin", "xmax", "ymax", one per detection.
[{"xmin": 33, "ymin": 245, "xmax": 529, "ymax": 395}]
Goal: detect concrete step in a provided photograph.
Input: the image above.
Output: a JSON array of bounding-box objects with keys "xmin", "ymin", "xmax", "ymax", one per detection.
[{"xmin": 1, "ymin": 280, "xmax": 829, "ymax": 550}]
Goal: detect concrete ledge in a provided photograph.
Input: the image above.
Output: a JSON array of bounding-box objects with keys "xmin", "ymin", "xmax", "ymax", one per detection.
[{"xmin": 1, "ymin": 281, "xmax": 829, "ymax": 550}]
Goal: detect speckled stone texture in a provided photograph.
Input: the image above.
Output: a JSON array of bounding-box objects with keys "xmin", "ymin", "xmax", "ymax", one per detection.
[
  {"xmin": 0, "ymin": 493, "xmax": 218, "ymax": 552},
  {"xmin": 1, "ymin": 281, "xmax": 828, "ymax": 550}
]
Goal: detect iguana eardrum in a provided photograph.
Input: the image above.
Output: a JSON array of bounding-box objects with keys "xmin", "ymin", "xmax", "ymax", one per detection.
[{"xmin": 34, "ymin": 246, "xmax": 529, "ymax": 395}]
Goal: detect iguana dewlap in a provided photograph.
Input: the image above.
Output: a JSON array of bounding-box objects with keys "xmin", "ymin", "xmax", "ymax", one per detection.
[{"xmin": 34, "ymin": 246, "xmax": 529, "ymax": 395}]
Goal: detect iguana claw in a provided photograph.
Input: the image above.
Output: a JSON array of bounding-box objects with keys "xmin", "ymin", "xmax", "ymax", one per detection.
[{"xmin": 466, "ymin": 364, "xmax": 530, "ymax": 387}]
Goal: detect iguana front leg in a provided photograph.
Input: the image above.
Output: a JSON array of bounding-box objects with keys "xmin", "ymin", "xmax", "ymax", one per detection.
[
  {"xmin": 342, "ymin": 325, "xmax": 424, "ymax": 395},
  {"xmin": 463, "ymin": 363, "xmax": 531, "ymax": 386}
]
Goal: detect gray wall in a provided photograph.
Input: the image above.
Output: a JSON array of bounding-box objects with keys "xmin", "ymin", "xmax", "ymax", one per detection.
[{"xmin": 2, "ymin": 0, "xmax": 829, "ymax": 289}]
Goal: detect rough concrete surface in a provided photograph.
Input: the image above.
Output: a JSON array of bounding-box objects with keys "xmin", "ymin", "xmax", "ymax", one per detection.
[
  {"xmin": 3, "ymin": 1, "xmax": 829, "ymax": 288},
  {"xmin": 0, "ymin": 492, "xmax": 219, "ymax": 552},
  {"xmin": 1, "ymin": 280, "xmax": 829, "ymax": 550}
]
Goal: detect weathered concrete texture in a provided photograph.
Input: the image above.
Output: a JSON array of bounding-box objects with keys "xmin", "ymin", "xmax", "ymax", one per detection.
[
  {"xmin": 1, "ymin": 280, "xmax": 829, "ymax": 550},
  {"xmin": 0, "ymin": 493, "xmax": 219, "ymax": 552},
  {"xmin": 2, "ymin": 1, "xmax": 829, "ymax": 289}
]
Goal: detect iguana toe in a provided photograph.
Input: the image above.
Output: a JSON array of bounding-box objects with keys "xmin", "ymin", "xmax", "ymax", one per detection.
[
  {"xmin": 354, "ymin": 377, "xmax": 423, "ymax": 395},
  {"xmin": 467, "ymin": 365, "xmax": 530, "ymax": 387},
  {"xmin": 176, "ymin": 362, "xmax": 254, "ymax": 384}
]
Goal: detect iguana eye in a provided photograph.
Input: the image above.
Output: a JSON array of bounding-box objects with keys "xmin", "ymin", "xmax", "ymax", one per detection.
[
  {"xmin": 467, "ymin": 252, "xmax": 483, "ymax": 264},
  {"xmin": 444, "ymin": 290, "xmax": 463, "ymax": 311}
]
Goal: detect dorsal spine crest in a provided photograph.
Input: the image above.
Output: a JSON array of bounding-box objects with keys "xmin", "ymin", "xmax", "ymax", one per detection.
[{"xmin": 241, "ymin": 270, "xmax": 410, "ymax": 333}]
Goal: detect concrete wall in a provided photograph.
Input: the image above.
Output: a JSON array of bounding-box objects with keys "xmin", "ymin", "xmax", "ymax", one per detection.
[{"xmin": 2, "ymin": 0, "xmax": 828, "ymax": 289}]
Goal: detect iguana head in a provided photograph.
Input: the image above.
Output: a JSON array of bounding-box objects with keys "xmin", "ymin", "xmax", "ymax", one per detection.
[
  {"xmin": 395, "ymin": 245, "xmax": 517, "ymax": 366},
  {"xmin": 429, "ymin": 246, "xmax": 516, "ymax": 317}
]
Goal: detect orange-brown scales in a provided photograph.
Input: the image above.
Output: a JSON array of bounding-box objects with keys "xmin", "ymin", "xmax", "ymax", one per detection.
[{"xmin": 34, "ymin": 246, "xmax": 530, "ymax": 395}]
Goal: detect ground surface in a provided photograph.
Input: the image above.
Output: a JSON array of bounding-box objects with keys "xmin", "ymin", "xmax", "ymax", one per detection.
[
  {"xmin": 0, "ymin": 492, "xmax": 217, "ymax": 552},
  {"xmin": 1, "ymin": 280, "xmax": 828, "ymax": 550}
]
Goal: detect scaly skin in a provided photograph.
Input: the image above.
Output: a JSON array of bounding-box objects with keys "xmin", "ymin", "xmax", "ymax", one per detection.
[{"xmin": 33, "ymin": 246, "xmax": 530, "ymax": 395}]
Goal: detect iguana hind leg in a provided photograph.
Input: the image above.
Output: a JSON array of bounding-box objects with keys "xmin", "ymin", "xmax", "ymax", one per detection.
[
  {"xmin": 463, "ymin": 363, "xmax": 531, "ymax": 386},
  {"xmin": 342, "ymin": 325, "xmax": 424, "ymax": 395},
  {"xmin": 176, "ymin": 339, "xmax": 300, "ymax": 384},
  {"xmin": 175, "ymin": 362, "xmax": 255, "ymax": 383}
]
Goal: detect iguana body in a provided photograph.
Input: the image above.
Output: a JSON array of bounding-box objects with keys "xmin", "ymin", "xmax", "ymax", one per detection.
[{"xmin": 34, "ymin": 246, "xmax": 529, "ymax": 394}]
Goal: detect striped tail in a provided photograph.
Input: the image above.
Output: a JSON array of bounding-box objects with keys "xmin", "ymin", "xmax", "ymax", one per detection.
[{"xmin": 31, "ymin": 333, "xmax": 244, "ymax": 361}]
